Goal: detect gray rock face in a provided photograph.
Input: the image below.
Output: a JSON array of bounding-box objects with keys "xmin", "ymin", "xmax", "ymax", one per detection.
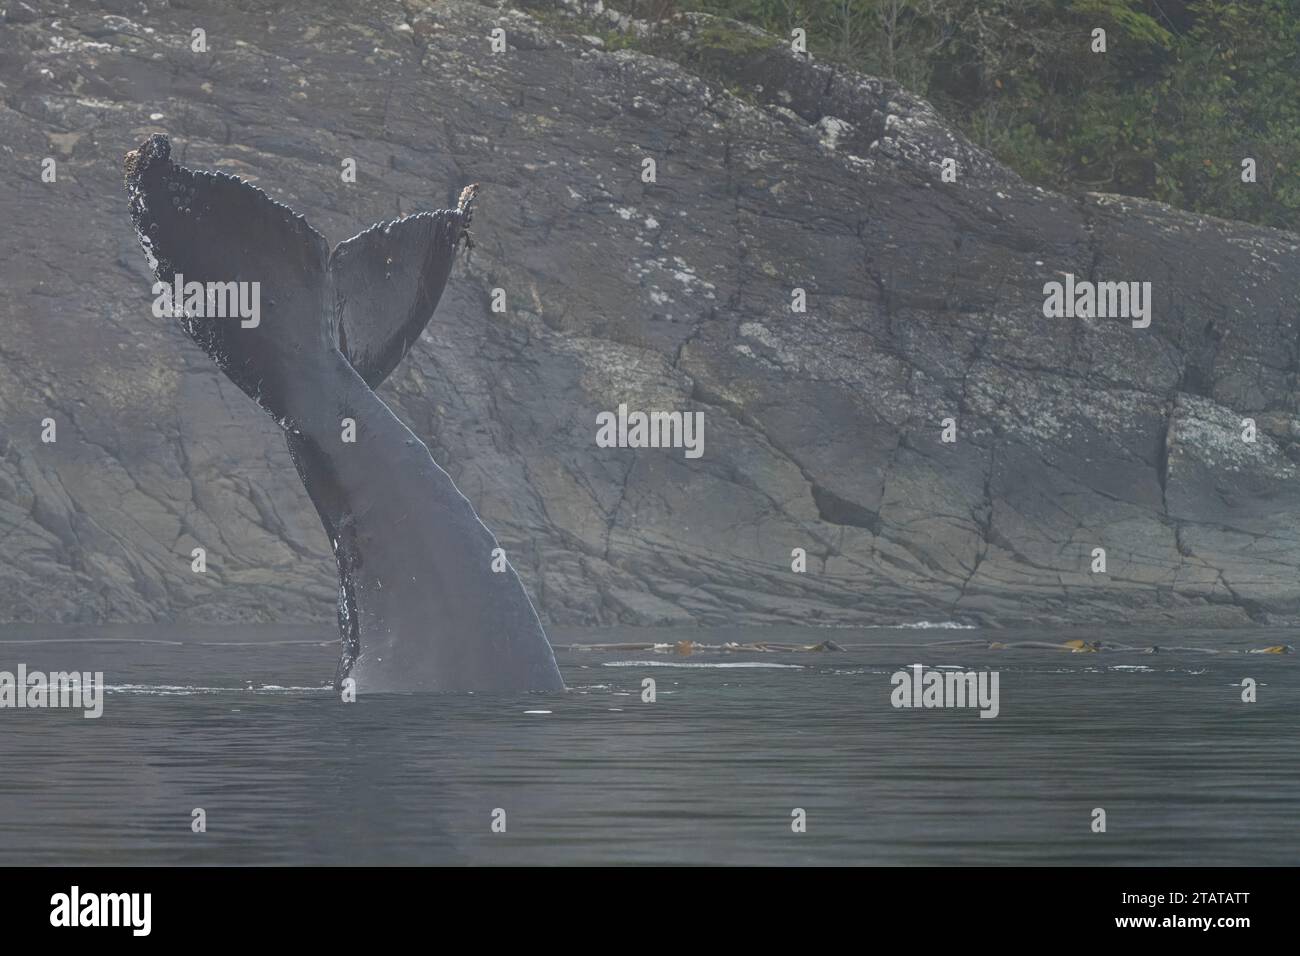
[{"xmin": 2, "ymin": 0, "xmax": 1298, "ymax": 628}]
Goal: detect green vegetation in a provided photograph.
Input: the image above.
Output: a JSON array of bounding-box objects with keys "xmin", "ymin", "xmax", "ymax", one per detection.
[
  {"xmin": 685, "ymin": 17, "xmax": 784, "ymax": 53},
  {"xmin": 638, "ymin": 0, "xmax": 1300, "ymax": 232}
]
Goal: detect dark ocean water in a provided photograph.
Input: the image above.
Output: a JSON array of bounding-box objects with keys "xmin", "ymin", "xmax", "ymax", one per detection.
[{"xmin": 0, "ymin": 624, "xmax": 1295, "ymax": 865}]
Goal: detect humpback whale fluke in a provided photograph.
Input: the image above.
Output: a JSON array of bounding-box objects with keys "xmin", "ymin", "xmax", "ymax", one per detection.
[{"xmin": 124, "ymin": 134, "xmax": 564, "ymax": 694}]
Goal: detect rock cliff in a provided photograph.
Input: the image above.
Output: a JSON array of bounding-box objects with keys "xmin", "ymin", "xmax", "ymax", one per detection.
[{"xmin": 2, "ymin": 0, "xmax": 1299, "ymax": 627}]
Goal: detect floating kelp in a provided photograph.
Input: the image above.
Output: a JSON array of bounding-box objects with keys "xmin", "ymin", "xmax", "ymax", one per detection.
[{"xmin": 554, "ymin": 639, "xmax": 1295, "ymax": 655}]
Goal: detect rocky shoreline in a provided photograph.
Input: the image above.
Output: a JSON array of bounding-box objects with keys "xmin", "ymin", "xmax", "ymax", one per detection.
[{"xmin": 3, "ymin": 0, "xmax": 1299, "ymax": 628}]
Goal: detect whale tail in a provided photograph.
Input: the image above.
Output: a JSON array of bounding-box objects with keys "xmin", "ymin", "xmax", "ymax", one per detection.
[{"xmin": 125, "ymin": 135, "xmax": 564, "ymax": 693}]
